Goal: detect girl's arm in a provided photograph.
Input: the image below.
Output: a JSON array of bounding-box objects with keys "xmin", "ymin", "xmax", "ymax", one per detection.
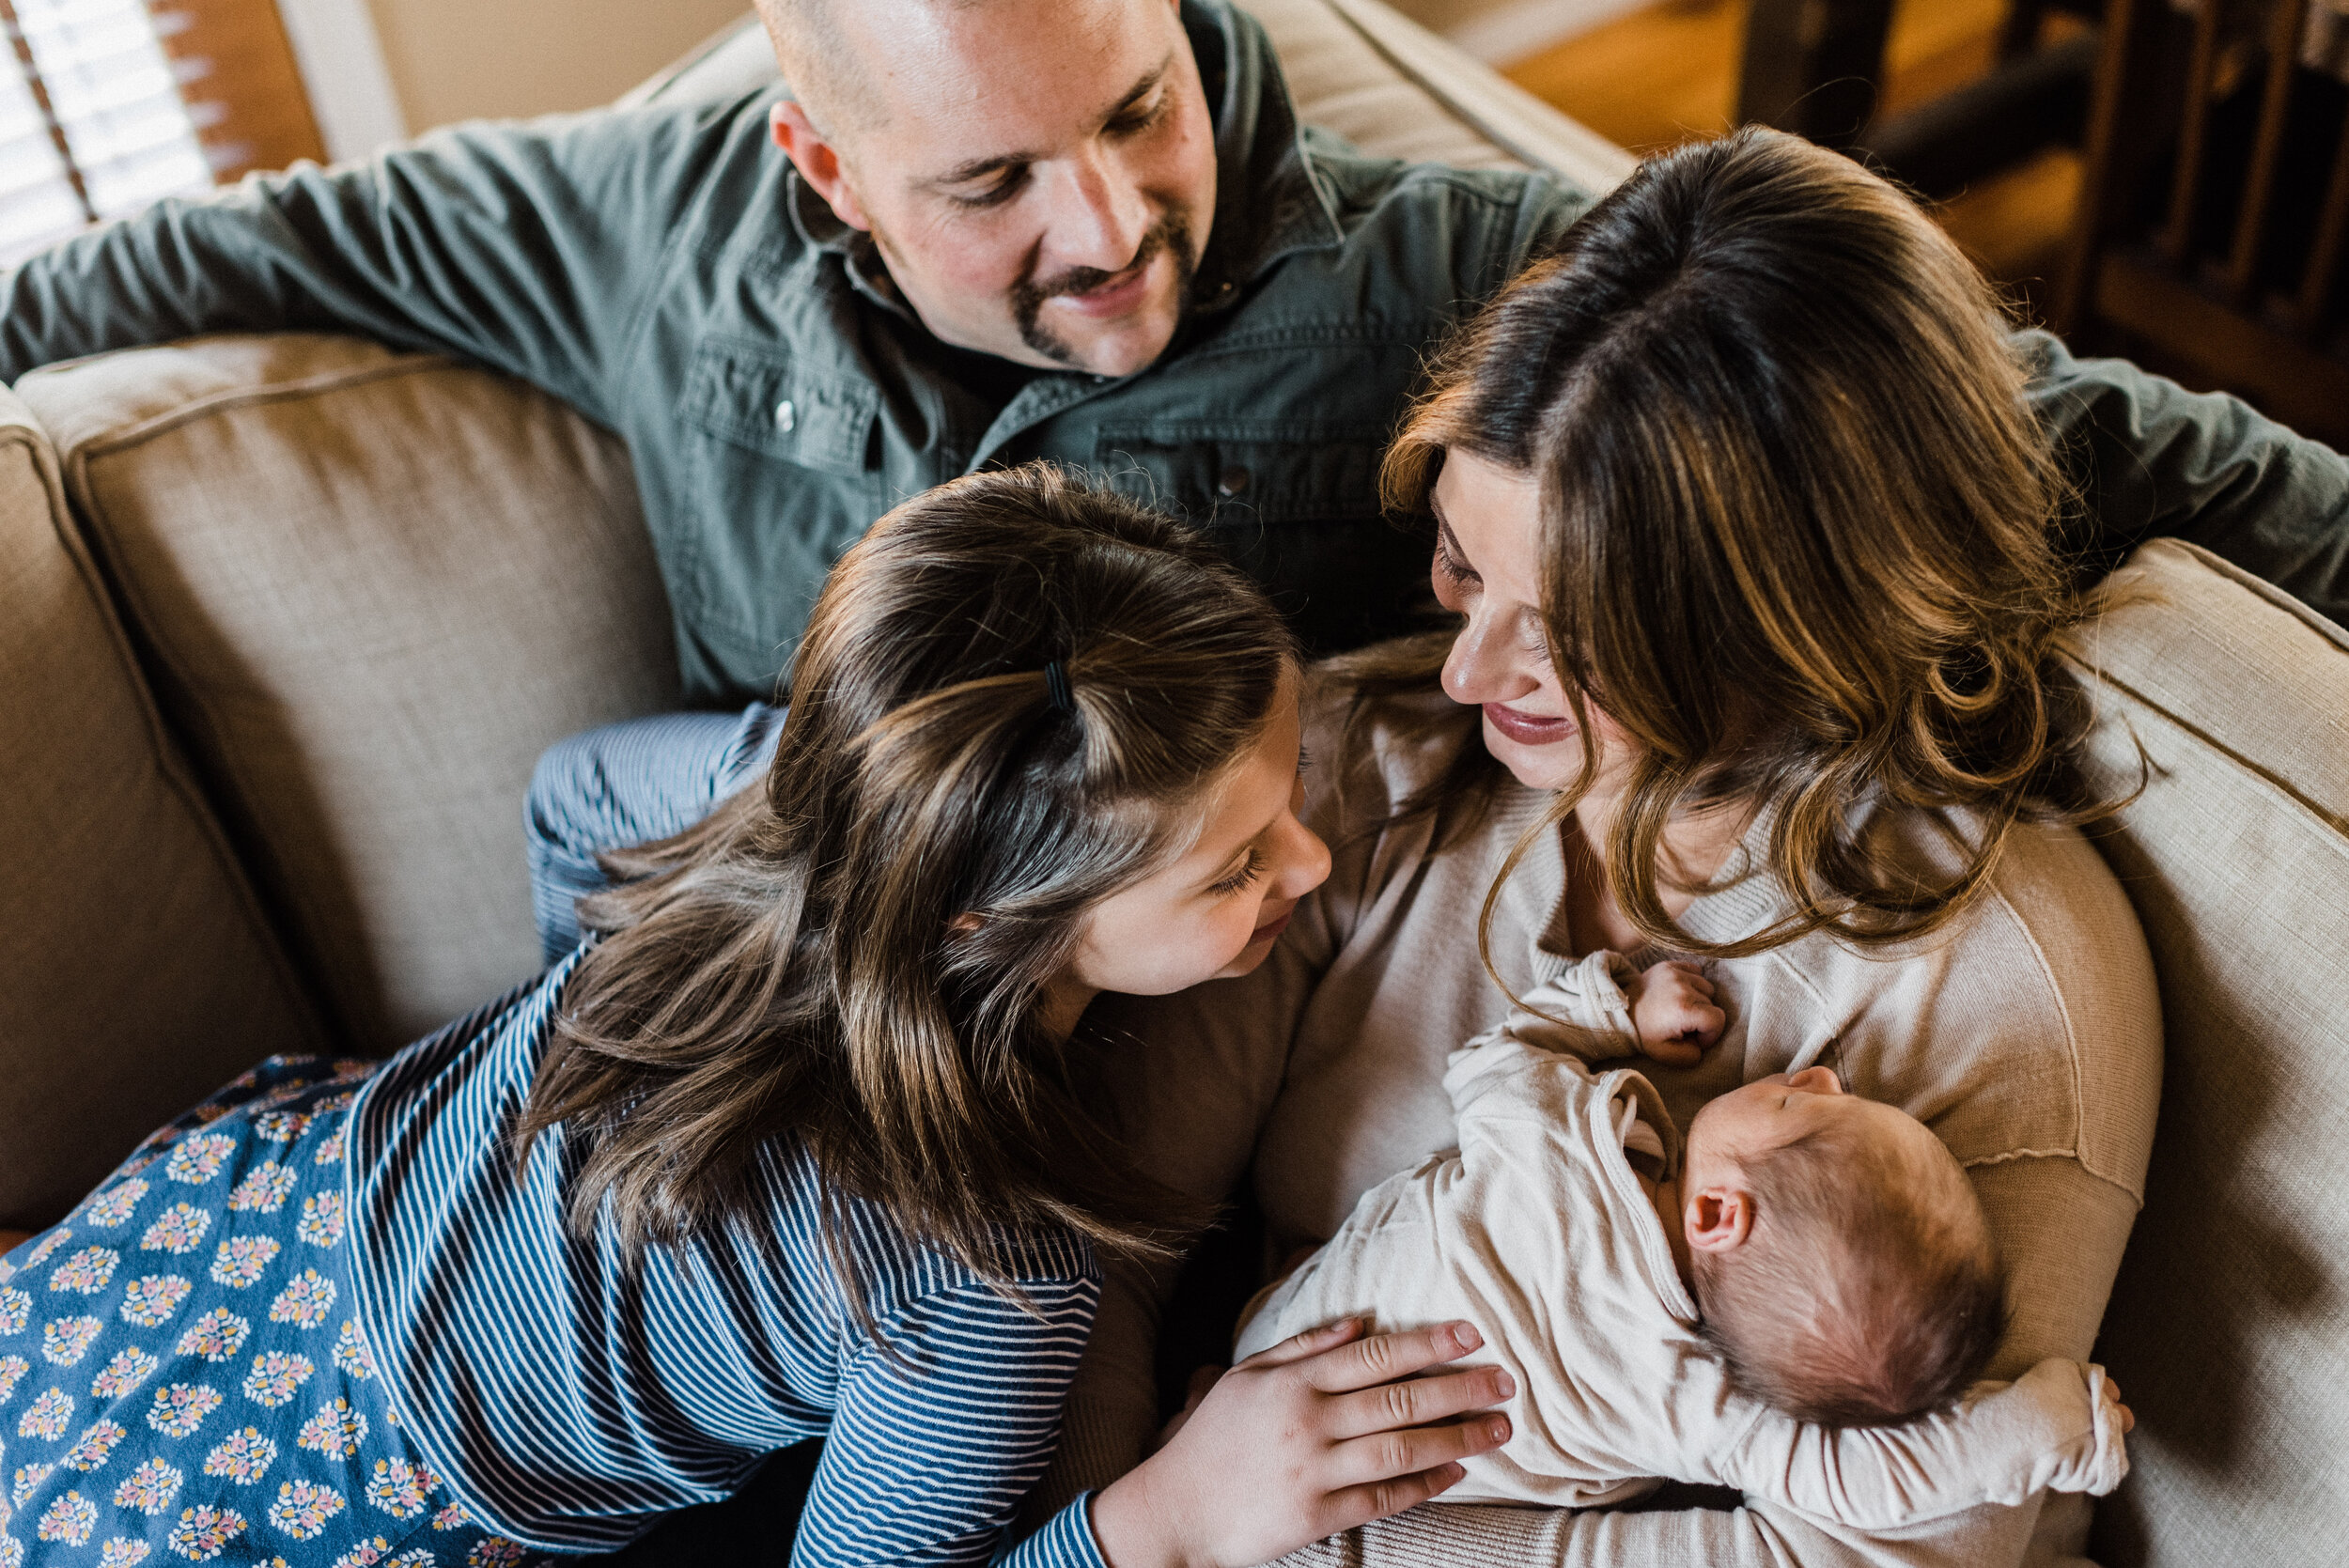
[{"xmin": 792, "ymin": 1269, "xmax": 1511, "ymax": 1568}]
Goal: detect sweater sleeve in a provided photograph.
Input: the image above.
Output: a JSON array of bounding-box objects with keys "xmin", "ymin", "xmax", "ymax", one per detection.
[
  {"xmin": 1706, "ymin": 1359, "xmax": 2129, "ymax": 1531},
  {"xmin": 789, "ymin": 1273, "xmax": 1106, "ymax": 1568}
]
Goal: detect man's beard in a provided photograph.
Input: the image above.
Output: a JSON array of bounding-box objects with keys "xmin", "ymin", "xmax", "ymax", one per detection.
[{"xmin": 1010, "ymin": 206, "xmax": 1198, "ymax": 370}]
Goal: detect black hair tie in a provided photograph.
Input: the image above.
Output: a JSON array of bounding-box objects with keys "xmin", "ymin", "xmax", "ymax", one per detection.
[{"xmin": 1044, "ymin": 660, "xmax": 1076, "ymax": 714}]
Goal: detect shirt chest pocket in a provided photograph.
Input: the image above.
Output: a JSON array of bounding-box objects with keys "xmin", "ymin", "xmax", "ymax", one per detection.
[
  {"xmin": 683, "ymin": 340, "xmax": 880, "ymax": 475},
  {"xmin": 676, "ymin": 341, "xmax": 889, "ymax": 668},
  {"xmin": 1091, "ymin": 424, "xmax": 1385, "ymax": 527}
]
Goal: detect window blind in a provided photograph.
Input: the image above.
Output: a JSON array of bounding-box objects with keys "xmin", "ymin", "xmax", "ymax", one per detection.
[{"xmin": 1, "ymin": 0, "xmax": 326, "ymax": 266}]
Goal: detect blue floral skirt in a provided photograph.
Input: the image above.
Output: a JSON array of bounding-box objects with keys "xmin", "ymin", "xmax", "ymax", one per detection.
[{"xmin": 0, "ymin": 1057, "xmax": 547, "ymax": 1567}]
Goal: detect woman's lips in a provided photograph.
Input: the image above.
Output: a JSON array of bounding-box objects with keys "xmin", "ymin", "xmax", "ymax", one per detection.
[
  {"xmin": 1250, "ymin": 904, "xmax": 1297, "ymax": 944},
  {"xmin": 1483, "ymin": 702, "xmax": 1574, "ymax": 746}
]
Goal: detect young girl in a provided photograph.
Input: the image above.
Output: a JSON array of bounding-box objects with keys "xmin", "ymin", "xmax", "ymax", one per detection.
[{"xmin": 0, "ymin": 467, "xmax": 1510, "ymax": 1568}]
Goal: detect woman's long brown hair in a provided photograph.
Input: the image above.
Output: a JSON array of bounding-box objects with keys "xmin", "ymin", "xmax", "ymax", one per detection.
[
  {"xmin": 1377, "ymin": 127, "xmax": 2103, "ymax": 960},
  {"xmin": 521, "ymin": 465, "xmax": 1285, "ymax": 1307}
]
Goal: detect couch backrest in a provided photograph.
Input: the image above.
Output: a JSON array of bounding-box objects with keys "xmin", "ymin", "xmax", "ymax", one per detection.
[
  {"xmin": 0, "ymin": 387, "xmax": 325, "ymax": 1227},
  {"xmin": 2068, "ymin": 539, "xmax": 2349, "ymax": 1568},
  {"xmin": 13, "ymin": 337, "xmax": 681, "ymax": 1054}
]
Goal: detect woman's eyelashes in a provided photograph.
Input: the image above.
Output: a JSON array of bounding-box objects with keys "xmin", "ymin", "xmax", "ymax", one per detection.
[{"xmin": 1207, "ymin": 846, "xmax": 1267, "ymax": 897}]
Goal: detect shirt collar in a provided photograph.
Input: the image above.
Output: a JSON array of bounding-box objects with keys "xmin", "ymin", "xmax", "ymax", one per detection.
[{"xmin": 782, "ymin": 0, "xmax": 1346, "ymax": 330}]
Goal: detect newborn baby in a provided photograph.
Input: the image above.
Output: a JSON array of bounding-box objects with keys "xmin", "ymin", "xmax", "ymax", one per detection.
[{"xmin": 1232, "ymin": 953, "xmax": 2131, "ymax": 1530}]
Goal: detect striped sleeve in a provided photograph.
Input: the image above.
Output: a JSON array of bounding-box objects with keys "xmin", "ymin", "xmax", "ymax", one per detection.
[{"xmin": 789, "ymin": 1273, "xmax": 1107, "ymax": 1568}]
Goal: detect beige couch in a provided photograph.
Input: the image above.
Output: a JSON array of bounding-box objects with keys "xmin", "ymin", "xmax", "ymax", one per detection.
[{"xmin": 1, "ymin": 4, "xmax": 2341, "ymax": 1563}]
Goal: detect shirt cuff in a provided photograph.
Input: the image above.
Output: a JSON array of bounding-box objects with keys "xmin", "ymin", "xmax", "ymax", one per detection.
[{"xmin": 998, "ymin": 1494, "xmax": 1112, "ymax": 1568}]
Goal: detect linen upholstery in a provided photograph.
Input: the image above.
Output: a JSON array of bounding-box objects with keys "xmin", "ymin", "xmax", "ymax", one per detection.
[
  {"xmin": 2068, "ymin": 539, "xmax": 2349, "ymax": 1568},
  {"xmin": 15, "ymin": 336, "xmax": 681, "ymax": 1051},
  {"xmin": 629, "ymin": 0, "xmax": 1636, "ymax": 192},
  {"xmin": 0, "ymin": 386, "xmax": 321, "ymax": 1228}
]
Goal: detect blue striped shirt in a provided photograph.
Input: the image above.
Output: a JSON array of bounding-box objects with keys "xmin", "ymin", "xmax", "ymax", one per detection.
[{"xmin": 341, "ymin": 949, "xmax": 1111, "ymax": 1566}]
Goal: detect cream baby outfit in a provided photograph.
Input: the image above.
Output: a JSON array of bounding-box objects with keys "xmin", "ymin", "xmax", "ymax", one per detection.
[{"xmin": 1232, "ymin": 960, "xmax": 2130, "ymax": 1530}]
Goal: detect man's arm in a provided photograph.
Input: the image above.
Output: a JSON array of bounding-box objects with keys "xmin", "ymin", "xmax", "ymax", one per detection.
[
  {"xmin": 0, "ymin": 96, "xmax": 752, "ymax": 416},
  {"xmin": 2022, "ymin": 329, "xmax": 2349, "ymax": 623}
]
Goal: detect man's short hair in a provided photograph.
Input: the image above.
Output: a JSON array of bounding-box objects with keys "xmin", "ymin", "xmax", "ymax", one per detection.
[{"xmin": 1691, "ymin": 1119, "xmax": 2009, "ymax": 1427}]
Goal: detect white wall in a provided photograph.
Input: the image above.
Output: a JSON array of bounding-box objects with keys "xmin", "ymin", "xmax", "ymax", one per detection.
[{"xmin": 333, "ymin": 0, "xmax": 751, "ymax": 139}]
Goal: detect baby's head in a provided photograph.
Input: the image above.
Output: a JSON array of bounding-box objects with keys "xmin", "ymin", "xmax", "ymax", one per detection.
[{"xmin": 1683, "ymin": 1067, "xmax": 2006, "ymax": 1427}]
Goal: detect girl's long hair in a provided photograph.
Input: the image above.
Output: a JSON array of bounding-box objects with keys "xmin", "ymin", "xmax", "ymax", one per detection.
[
  {"xmin": 1375, "ymin": 126, "xmax": 2101, "ymax": 960},
  {"xmin": 521, "ymin": 465, "xmax": 1287, "ymax": 1301}
]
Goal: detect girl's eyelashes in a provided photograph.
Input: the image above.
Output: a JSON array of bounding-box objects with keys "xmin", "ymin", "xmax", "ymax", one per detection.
[
  {"xmin": 1432, "ymin": 545, "xmax": 1475, "ymax": 588},
  {"xmin": 1297, "ymin": 744, "xmax": 1315, "ymax": 774},
  {"xmin": 1207, "ymin": 846, "xmax": 1266, "ymax": 897}
]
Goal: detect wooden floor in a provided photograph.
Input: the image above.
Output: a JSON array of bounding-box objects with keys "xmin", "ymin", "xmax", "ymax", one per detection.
[{"xmin": 1502, "ymin": 0, "xmax": 2084, "ymax": 302}]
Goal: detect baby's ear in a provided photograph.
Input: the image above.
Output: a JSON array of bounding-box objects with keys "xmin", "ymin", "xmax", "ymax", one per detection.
[{"xmin": 1685, "ymin": 1185, "xmax": 1754, "ymax": 1254}]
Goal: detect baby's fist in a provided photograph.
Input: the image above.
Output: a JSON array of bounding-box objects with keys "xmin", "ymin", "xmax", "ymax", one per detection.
[{"xmin": 1627, "ymin": 960, "xmax": 1724, "ymax": 1065}]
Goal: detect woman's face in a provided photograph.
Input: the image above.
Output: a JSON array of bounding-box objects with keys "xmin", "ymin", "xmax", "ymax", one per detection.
[
  {"xmin": 1065, "ymin": 666, "xmax": 1331, "ymax": 998},
  {"xmin": 1429, "ymin": 450, "xmax": 1633, "ymax": 794}
]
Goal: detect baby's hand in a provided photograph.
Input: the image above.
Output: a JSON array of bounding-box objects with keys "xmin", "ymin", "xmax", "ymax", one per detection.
[{"xmin": 1627, "ymin": 960, "xmax": 1725, "ymax": 1066}]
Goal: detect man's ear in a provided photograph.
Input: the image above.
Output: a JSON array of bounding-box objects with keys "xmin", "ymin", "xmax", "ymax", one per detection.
[
  {"xmin": 1685, "ymin": 1185, "xmax": 1754, "ymax": 1255},
  {"xmin": 770, "ymin": 100, "xmax": 873, "ymax": 232}
]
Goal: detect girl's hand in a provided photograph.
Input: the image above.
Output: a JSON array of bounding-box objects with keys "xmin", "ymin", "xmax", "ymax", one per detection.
[
  {"xmin": 1627, "ymin": 960, "xmax": 1724, "ymax": 1066},
  {"xmin": 1090, "ymin": 1318, "xmax": 1514, "ymax": 1568}
]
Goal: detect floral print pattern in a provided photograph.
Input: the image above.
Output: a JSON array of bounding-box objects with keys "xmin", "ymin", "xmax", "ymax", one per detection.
[
  {"xmin": 265, "ymin": 1478, "xmax": 345, "ymax": 1540},
  {"xmin": 93, "ymin": 1347, "xmax": 162, "ymax": 1400},
  {"xmin": 298, "ymin": 1400, "xmax": 367, "ymax": 1459},
  {"xmin": 228, "ymin": 1166, "xmax": 298, "ymax": 1216},
  {"xmin": 331, "ymin": 1324, "xmax": 375, "ymax": 1382},
  {"xmin": 112, "ymin": 1457, "xmax": 183, "ymax": 1514},
  {"xmin": 18, "ymin": 1388, "xmax": 71, "ymax": 1439},
  {"xmin": 296, "ymin": 1195, "xmax": 345, "ymax": 1250},
  {"xmin": 163, "ymin": 1501, "xmax": 244, "ymax": 1560},
  {"xmin": 62, "ymin": 1417, "xmax": 127, "ymax": 1471},
  {"xmin": 210, "ymin": 1238, "xmax": 282, "ymax": 1289},
  {"xmin": 139, "ymin": 1207, "xmax": 212, "ymax": 1258},
  {"xmin": 51, "ymin": 1246, "xmax": 121, "ymax": 1295},
  {"xmin": 175, "ymin": 1311, "xmax": 250, "ymax": 1363},
  {"xmin": 43, "ymin": 1315, "xmax": 103, "ymax": 1366},
  {"xmin": 146, "ymin": 1385, "xmax": 223, "ymax": 1440},
  {"xmin": 242, "ymin": 1352, "xmax": 315, "ymax": 1410},
  {"xmin": 118, "ymin": 1276, "xmax": 194, "ymax": 1330},
  {"xmin": 200, "ymin": 1427, "xmax": 277, "ymax": 1484},
  {"xmin": 85, "ymin": 1181, "xmax": 150, "ymax": 1229},
  {"xmin": 362, "ymin": 1458, "xmax": 435, "ymax": 1520},
  {"xmin": 2, "ymin": 1059, "xmax": 528, "ymax": 1568},
  {"xmin": 163, "ymin": 1136, "xmax": 237, "ymax": 1188},
  {"xmin": 37, "ymin": 1486, "xmax": 98, "ymax": 1544}
]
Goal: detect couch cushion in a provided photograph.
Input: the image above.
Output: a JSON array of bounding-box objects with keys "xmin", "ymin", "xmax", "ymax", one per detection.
[
  {"xmin": 627, "ymin": 0, "xmax": 1634, "ymax": 194},
  {"xmin": 0, "ymin": 387, "xmax": 324, "ymax": 1227},
  {"xmin": 17, "ymin": 337, "xmax": 682, "ymax": 1051},
  {"xmin": 2068, "ymin": 539, "xmax": 2349, "ymax": 1567}
]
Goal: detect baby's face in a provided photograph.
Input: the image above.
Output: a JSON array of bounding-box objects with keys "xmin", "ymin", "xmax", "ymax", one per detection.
[{"xmin": 1682, "ymin": 1067, "xmax": 1937, "ymax": 1198}]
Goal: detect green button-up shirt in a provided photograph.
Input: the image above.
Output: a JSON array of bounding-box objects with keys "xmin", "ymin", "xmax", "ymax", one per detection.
[{"xmin": 5, "ymin": 2, "xmax": 2345, "ymax": 700}]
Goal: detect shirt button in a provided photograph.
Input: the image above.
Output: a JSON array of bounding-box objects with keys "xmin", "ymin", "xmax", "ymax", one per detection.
[
  {"xmin": 772, "ymin": 399, "xmax": 797, "ymax": 433},
  {"xmin": 1218, "ymin": 465, "xmax": 1252, "ymax": 497}
]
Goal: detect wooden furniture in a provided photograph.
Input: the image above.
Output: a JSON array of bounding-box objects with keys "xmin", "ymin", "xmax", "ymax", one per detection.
[{"xmin": 2058, "ymin": 0, "xmax": 2349, "ymax": 446}]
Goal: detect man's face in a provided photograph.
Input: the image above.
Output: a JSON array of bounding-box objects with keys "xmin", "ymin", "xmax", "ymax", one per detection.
[{"xmin": 771, "ymin": 0, "xmax": 1218, "ymax": 378}]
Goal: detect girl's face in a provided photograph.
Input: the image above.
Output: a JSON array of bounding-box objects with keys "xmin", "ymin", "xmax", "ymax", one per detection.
[
  {"xmin": 1429, "ymin": 449, "xmax": 1635, "ymax": 795},
  {"xmin": 1063, "ymin": 665, "xmax": 1330, "ymax": 1001}
]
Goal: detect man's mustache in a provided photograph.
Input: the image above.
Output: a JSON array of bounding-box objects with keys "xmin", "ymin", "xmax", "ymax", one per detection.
[{"xmin": 1023, "ymin": 222, "xmax": 1170, "ymax": 303}]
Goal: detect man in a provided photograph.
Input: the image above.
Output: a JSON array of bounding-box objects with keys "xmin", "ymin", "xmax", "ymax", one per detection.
[{"xmin": 3, "ymin": 2, "xmax": 2344, "ymax": 1564}]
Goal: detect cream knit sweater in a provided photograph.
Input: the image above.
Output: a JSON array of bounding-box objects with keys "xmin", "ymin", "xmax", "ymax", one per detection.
[
  {"xmin": 1043, "ymin": 670, "xmax": 2161, "ymax": 1568},
  {"xmin": 1233, "ymin": 963, "xmax": 2131, "ymax": 1526}
]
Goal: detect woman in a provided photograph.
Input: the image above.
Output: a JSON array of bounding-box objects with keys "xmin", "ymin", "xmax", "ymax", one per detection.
[
  {"xmin": 0, "ymin": 468, "xmax": 1513, "ymax": 1568},
  {"xmin": 1071, "ymin": 127, "xmax": 2162, "ymax": 1568}
]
